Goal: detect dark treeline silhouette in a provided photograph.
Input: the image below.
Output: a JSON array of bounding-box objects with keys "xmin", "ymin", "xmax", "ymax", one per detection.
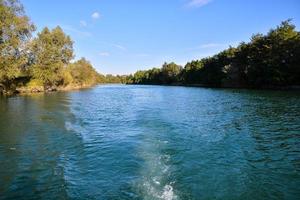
[
  {"xmin": 127, "ymin": 20, "xmax": 300, "ymax": 89},
  {"xmin": 0, "ymin": 0, "xmax": 123, "ymax": 94}
]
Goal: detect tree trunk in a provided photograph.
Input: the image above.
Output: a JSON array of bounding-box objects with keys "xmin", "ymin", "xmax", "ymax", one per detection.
[{"xmin": 1, "ymin": 80, "xmax": 17, "ymax": 95}]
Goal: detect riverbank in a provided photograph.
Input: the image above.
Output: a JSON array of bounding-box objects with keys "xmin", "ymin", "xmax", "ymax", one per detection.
[
  {"xmin": 127, "ymin": 83, "xmax": 300, "ymax": 91},
  {"xmin": 0, "ymin": 84, "xmax": 97, "ymax": 96}
]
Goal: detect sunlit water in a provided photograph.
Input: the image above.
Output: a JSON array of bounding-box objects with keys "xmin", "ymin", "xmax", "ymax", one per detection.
[{"xmin": 1, "ymin": 85, "xmax": 300, "ymax": 200}]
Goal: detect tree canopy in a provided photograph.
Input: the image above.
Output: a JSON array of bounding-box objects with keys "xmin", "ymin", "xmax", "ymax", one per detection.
[
  {"xmin": 0, "ymin": 0, "xmax": 35, "ymax": 91},
  {"xmin": 30, "ymin": 26, "xmax": 74, "ymax": 88},
  {"xmin": 0, "ymin": 0, "xmax": 125, "ymax": 94},
  {"xmin": 1, "ymin": 0, "xmax": 299, "ymax": 93},
  {"xmin": 127, "ymin": 20, "xmax": 300, "ymax": 89}
]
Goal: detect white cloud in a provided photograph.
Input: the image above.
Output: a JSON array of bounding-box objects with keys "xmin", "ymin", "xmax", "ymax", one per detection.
[
  {"xmin": 199, "ymin": 43, "xmax": 223, "ymax": 48},
  {"xmin": 186, "ymin": 0, "xmax": 212, "ymax": 8},
  {"xmin": 186, "ymin": 43, "xmax": 223, "ymax": 51},
  {"xmin": 112, "ymin": 44, "xmax": 126, "ymax": 51},
  {"xmin": 99, "ymin": 52, "xmax": 110, "ymax": 56},
  {"xmin": 92, "ymin": 12, "xmax": 100, "ymax": 19},
  {"xmin": 60, "ymin": 25, "xmax": 92, "ymax": 37},
  {"xmin": 187, "ymin": 42, "xmax": 239, "ymax": 51},
  {"xmin": 198, "ymin": 41, "xmax": 240, "ymax": 49},
  {"xmin": 80, "ymin": 20, "xmax": 87, "ymax": 27}
]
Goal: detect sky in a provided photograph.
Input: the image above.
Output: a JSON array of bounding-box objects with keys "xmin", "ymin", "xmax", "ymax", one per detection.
[{"xmin": 21, "ymin": 0, "xmax": 300, "ymax": 75}]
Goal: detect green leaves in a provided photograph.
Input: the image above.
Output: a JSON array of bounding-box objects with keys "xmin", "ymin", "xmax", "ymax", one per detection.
[
  {"xmin": 65, "ymin": 58, "xmax": 99, "ymax": 86},
  {"xmin": 128, "ymin": 20, "xmax": 300, "ymax": 89},
  {"xmin": 0, "ymin": 0, "xmax": 35, "ymax": 90},
  {"xmin": 30, "ymin": 26, "xmax": 74, "ymax": 87},
  {"xmin": 0, "ymin": 0, "xmax": 102, "ymax": 94}
]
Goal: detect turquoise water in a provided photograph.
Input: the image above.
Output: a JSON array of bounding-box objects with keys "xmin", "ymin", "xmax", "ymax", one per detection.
[{"xmin": 0, "ymin": 85, "xmax": 300, "ymax": 200}]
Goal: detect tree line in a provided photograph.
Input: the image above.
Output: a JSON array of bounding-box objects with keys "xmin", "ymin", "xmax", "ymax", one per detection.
[
  {"xmin": 0, "ymin": 0, "xmax": 123, "ymax": 94},
  {"xmin": 127, "ymin": 20, "xmax": 300, "ymax": 89}
]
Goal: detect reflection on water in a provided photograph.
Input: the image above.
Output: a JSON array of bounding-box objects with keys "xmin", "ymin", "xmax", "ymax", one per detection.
[{"xmin": 0, "ymin": 85, "xmax": 300, "ymax": 199}]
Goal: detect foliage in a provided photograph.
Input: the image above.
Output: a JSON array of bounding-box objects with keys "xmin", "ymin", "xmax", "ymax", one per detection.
[
  {"xmin": 65, "ymin": 58, "xmax": 99, "ymax": 86},
  {"xmin": 128, "ymin": 20, "xmax": 300, "ymax": 89},
  {"xmin": 0, "ymin": 0, "xmax": 35, "ymax": 91},
  {"xmin": 1, "ymin": 0, "xmax": 299, "ymax": 93},
  {"xmin": 30, "ymin": 26, "xmax": 74, "ymax": 89},
  {"xmin": 130, "ymin": 63, "xmax": 182, "ymax": 85},
  {"xmin": 104, "ymin": 74, "xmax": 127, "ymax": 84},
  {"xmin": 0, "ymin": 0, "xmax": 125, "ymax": 94},
  {"xmin": 161, "ymin": 62, "xmax": 182, "ymax": 84}
]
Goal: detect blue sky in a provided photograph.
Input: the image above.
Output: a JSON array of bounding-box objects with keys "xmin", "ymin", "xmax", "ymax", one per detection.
[{"xmin": 22, "ymin": 0, "xmax": 300, "ymax": 75}]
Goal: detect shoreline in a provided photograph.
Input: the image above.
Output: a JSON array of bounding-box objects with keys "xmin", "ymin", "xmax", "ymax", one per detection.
[
  {"xmin": 126, "ymin": 83, "xmax": 300, "ymax": 91},
  {"xmin": 1, "ymin": 84, "xmax": 98, "ymax": 96},
  {"xmin": 2, "ymin": 83, "xmax": 300, "ymax": 96}
]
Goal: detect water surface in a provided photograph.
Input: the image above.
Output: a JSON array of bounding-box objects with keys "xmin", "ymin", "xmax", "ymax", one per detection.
[{"xmin": 0, "ymin": 85, "xmax": 300, "ymax": 199}]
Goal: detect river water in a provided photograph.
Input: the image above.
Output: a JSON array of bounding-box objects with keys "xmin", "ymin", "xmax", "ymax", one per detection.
[{"xmin": 0, "ymin": 85, "xmax": 300, "ymax": 199}]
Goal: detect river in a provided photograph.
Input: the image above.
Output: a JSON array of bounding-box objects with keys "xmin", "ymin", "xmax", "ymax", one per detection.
[{"xmin": 0, "ymin": 85, "xmax": 300, "ymax": 199}]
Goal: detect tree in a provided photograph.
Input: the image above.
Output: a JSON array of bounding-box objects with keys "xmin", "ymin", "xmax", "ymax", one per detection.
[
  {"xmin": 230, "ymin": 20, "xmax": 300, "ymax": 87},
  {"xmin": 30, "ymin": 26, "xmax": 73, "ymax": 90},
  {"xmin": 132, "ymin": 70, "xmax": 147, "ymax": 84},
  {"xmin": 182, "ymin": 60, "xmax": 203, "ymax": 84},
  {"xmin": 127, "ymin": 20, "xmax": 300, "ymax": 89},
  {"xmin": 0, "ymin": 0, "xmax": 35, "ymax": 92},
  {"xmin": 66, "ymin": 58, "xmax": 99, "ymax": 86},
  {"xmin": 160, "ymin": 62, "xmax": 182, "ymax": 84}
]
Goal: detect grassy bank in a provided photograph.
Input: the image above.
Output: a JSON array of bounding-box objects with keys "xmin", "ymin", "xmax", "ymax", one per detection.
[{"xmin": 16, "ymin": 82, "xmax": 97, "ymax": 94}]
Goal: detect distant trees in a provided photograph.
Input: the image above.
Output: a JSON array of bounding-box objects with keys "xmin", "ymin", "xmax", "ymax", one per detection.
[
  {"xmin": 130, "ymin": 63, "xmax": 182, "ymax": 85},
  {"xmin": 64, "ymin": 58, "xmax": 100, "ymax": 86},
  {"xmin": 104, "ymin": 74, "xmax": 127, "ymax": 84},
  {"xmin": 161, "ymin": 62, "xmax": 182, "ymax": 84},
  {"xmin": 128, "ymin": 20, "xmax": 300, "ymax": 89}
]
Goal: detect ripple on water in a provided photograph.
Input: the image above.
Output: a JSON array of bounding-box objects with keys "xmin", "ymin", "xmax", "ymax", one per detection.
[{"xmin": 1, "ymin": 85, "xmax": 300, "ymax": 199}]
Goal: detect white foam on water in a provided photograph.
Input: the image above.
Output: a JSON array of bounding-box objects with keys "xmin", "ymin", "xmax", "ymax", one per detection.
[
  {"xmin": 153, "ymin": 177, "xmax": 161, "ymax": 185},
  {"xmin": 64, "ymin": 121, "xmax": 89, "ymax": 141},
  {"xmin": 137, "ymin": 138, "xmax": 178, "ymax": 200},
  {"xmin": 161, "ymin": 185, "xmax": 175, "ymax": 200},
  {"xmin": 64, "ymin": 121, "xmax": 73, "ymax": 131},
  {"xmin": 142, "ymin": 181, "xmax": 177, "ymax": 200}
]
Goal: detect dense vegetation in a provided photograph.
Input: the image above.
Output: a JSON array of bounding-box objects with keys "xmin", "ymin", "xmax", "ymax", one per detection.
[
  {"xmin": 2, "ymin": 0, "xmax": 299, "ymax": 94},
  {"xmin": 128, "ymin": 20, "xmax": 300, "ymax": 89},
  {"xmin": 0, "ymin": 0, "xmax": 123, "ymax": 94}
]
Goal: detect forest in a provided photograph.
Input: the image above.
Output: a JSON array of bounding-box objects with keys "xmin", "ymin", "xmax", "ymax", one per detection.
[
  {"xmin": 0, "ymin": 0, "xmax": 124, "ymax": 94},
  {"xmin": 127, "ymin": 20, "xmax": 300, "ymax": 89},
  {"xmin": 2, "ymin": 0, "xmax": 300, "ymax": 95}
]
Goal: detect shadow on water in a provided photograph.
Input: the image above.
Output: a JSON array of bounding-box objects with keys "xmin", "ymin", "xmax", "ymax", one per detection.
[
  {"xmin": 0, "ymin": 92, "xmax": 88, "ymax": 199},
  {"xmin": 60, "ymin": 86, "xmax": 145, "ymax": 199}
]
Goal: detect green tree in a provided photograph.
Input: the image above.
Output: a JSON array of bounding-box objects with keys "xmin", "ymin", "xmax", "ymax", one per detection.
[
  {"xmin": 230, "ymin": 20, "xmax": 300, "ymax": 87},
  {"xmin": 0, "ymin": 0, "xmax": 35, "ymax": 93},
  {"xmin": 67, "ymin": 57, "xmax": 100, "ymax": 86},
  {"xmin": 128, "ymin": 20, "xmax": 300, "ymax": 89},
  {"xmin": 132, "ymin": 70, "xmax": 147, "ymax": 84},
  {"xmin": 182, "ymin": 60, "xmax": 203, "ymax": 84},
  {"xmin": 160, "ymin": 62, "xmax": 182, "ymax": 84},
  {"xmin": 30, "ymin": 26, "xmax": 73, "ymax": 90}
]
